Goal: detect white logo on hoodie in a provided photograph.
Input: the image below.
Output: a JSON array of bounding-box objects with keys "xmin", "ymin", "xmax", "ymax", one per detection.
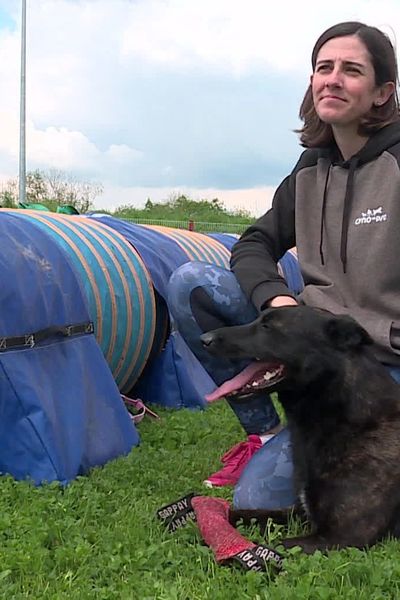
[{"xmin": 354, "ymin": 206, "xmax": 387, "ymax": 225}]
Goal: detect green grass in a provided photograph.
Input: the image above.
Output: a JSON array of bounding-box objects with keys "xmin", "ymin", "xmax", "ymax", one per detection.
[{"xmin": 1, "ymin": 402, "xmax": 400, "ymax": 599}]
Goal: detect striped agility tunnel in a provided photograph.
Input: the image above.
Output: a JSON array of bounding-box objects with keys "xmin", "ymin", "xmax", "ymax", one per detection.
[
  {"xmin": 1, "ymin": 210, "xmax": 156, "ymax": 394},
  {"xmin": 1, "ymin": 210, "xmax": 303, "ymax": 406}
]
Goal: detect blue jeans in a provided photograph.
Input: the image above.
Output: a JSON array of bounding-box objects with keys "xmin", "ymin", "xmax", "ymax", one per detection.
[
  {"xmin": 167, "ymin": 261, "xmax": 400, "ymax": 510},
  {"xmin": 168, "ymin": 261, "xmax": 280, "ymax": 434}
]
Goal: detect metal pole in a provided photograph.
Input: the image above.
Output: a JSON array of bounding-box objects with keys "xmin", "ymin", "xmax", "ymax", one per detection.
[{"xmin": 18, "ymin": 0, "xmax": 26, "ymax": 205}]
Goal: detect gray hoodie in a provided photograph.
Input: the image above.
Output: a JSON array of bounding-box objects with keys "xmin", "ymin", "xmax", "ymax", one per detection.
[{"xmin": 231, "ymin": 121, "xmax": 400, "ymax": 365}]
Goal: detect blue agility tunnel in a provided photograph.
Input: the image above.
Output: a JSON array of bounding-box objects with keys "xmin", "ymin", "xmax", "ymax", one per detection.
[
  {"xmin": 0, "ymin": 208, "xmax": 304, "ymax": 484},
  {"xmin": 8, "ymin": 211, "xmax": 157, "ymax": 392},
  {"xmin": 0, "ymin": 210, "xmax": 140, "ymax": 484}
]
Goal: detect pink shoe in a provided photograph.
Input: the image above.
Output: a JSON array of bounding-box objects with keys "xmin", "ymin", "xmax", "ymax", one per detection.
[{"xmin": 203, "ymin": 435, "xmax": 262, "ymax": 488}]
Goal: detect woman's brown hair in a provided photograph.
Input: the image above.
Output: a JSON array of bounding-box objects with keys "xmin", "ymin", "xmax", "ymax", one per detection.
[{"xmin": 298, "ymin": 21, "xmax": 400, "ymax": 147}]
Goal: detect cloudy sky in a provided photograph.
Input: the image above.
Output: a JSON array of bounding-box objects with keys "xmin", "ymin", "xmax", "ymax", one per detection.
[{"xmin": 0, "ymin": 0, "xmax": 399, "ymax": 216}]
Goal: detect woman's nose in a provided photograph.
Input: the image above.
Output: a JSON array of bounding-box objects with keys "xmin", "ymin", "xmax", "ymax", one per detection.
[{"xmin": 325, "ymin": 67, "xmax": 343, "ymax": 88}]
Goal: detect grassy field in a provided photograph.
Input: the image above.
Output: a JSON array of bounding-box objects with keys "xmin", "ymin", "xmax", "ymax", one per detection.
[{"xmin": 1, "ymin": 401, "xmax": 400, "ymax": 599}]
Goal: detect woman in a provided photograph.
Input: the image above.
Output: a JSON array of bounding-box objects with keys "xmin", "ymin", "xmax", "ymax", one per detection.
[{"xmin": 167, "ymin": 21, "xmax": 400, "ymax": 509}]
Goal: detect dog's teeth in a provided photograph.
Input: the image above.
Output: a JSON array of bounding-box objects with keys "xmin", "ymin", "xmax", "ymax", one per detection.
[{"xmin": 263, "ymin": 371, "xmax": 276, "ymax": 381}]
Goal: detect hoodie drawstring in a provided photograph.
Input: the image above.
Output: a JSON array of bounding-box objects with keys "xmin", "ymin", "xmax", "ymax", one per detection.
[
  {"xmin": 340, "ymin": 156, "xmax": 359, "ymax": 273},
  {"xmin": 319, "ymin": 155, "xmax": 359, "ymax": 274},
  {"xmin": 319, "ymin": 164, "xmax": 331, "ymax": 266}
]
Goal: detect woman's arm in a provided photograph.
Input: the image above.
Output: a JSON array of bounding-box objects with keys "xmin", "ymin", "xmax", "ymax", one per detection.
[{"xmin": 230, "ymin": 173, "xmax": 297, "ymax": 311}]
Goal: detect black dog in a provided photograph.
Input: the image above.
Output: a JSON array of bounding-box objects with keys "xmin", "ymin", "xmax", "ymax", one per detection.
[{"xmin": 200, "ymin": 305, "xmax": 400, "ymax": 554}]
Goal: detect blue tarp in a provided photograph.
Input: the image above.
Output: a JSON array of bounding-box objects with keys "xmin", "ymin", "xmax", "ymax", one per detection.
[{"xmin": 0, "ymin": 213, "xmax": 138, "ymax": 484}]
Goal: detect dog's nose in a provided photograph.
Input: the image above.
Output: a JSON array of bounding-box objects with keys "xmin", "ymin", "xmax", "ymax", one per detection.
[{"xmin": 200, "ymin": 332, "xmax": 215, "ymax": 347}]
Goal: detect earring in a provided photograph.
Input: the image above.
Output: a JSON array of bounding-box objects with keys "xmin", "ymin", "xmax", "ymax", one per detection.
[{"xmin": 375, "ymin": 101, "xmax": 383, "ymax": 106}]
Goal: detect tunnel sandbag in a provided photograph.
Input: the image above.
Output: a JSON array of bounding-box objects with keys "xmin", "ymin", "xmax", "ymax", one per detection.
[
  {"xmin": 0, "ymin": 211, "xmax": 139, "ymax": 484},
  {"xmin": 4, "ymin": 210, "xmax": 156, "ymax": 393}
]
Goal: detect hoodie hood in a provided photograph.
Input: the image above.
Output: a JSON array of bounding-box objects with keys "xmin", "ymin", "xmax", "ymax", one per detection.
[
  {"xmin": 337, "ymin": 121, "xmax": 400, "ymax": 166},
  {"xmin": 319, "ymin": 121, "xmax": 400, "ymax": 273}
]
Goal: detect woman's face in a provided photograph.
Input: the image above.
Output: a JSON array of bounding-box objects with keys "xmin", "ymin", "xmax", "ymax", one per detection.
[{"xmin": 311, "ymin": 35, "xmax": 385, "ymax": 131}]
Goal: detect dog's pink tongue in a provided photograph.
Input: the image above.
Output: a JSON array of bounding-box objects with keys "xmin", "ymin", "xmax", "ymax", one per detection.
[{"xmin": 205, "ymin": 362, "xmax": 270, "ymax": 403}]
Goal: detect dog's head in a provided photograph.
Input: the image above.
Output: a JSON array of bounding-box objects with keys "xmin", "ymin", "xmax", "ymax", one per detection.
[{"xmin": 201, "ymin": 306, "xmax": 373, "ymax": 396}]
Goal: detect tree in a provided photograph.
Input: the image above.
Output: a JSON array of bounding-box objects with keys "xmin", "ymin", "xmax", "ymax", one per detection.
[
  {"xmin": 0, "ymin": 169, "xmax": 103, "ymax": 213},
  {"xmin": 0, "ymin": 189, "xmax": 16, "ymax": 208},
  {"xmin": 113, "ymin": 193, "xmax": 254, "ymax": 227},
  {"xmin": 44, "ymin": 169, "xmax": 103, "ymax": 213},
  {"xmin": 26, "ymin": 171, "xmax": 48, "ymax": 204}
]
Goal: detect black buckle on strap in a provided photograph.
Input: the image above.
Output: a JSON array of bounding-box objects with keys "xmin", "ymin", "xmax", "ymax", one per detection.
[{"xmin": 0, "ymin": 321, "xmax": 94, "ymax": 352}]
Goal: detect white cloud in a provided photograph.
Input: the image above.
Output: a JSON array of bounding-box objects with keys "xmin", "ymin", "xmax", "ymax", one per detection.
[
  {"xmin": 0, "ymin": 0, "xmax": 399, "ymax": 210},
  {"xmin": 120, "ymin": 0, "xmax": 400, "ymax": 74},
  {"xmin": 0, "ymin": 112, "xmax": 142, "ymax": 179},
  {"xmin": 104, "ymin": 144, "xmax": 143, "ymax": 164}
]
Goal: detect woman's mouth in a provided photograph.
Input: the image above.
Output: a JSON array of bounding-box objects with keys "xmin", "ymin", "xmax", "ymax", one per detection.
[{"xmin": 320, "ymin": 95, "xmax": 347, "ymax": 102}]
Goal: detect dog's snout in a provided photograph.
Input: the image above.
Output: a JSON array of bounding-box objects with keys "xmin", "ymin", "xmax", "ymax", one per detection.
[{"xmin": 200, "ymin": 332, "xmax": 215, "ymax": 347}]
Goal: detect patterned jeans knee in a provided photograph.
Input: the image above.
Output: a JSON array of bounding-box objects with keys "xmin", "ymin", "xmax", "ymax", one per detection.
[
  {"xmin": 168, "ymin": 261, "xmax": 258, "ymax": 385},
  {"xmin": 168, "ymin": 261, "xmax": 279, "ymax": 434},
  {"xmin": 233, "ymin": 427, "xmax": 296, "ymax": 510}
]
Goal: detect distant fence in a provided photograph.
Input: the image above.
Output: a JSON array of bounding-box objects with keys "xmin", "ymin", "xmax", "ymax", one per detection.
[{"xmin": 120, "ymin": 217, "xmax": 252, "ymax": 235}]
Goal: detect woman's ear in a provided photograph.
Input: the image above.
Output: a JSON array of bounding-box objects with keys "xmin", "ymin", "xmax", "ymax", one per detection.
[{"xmin": 374, "ymin": 81, "xmax": 395, "ymax": 106}]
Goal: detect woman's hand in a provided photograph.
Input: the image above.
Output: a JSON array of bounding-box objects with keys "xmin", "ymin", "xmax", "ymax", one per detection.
[{"xmin": 268, "ymin": 295, "xmax": 298, "ymax": 308}]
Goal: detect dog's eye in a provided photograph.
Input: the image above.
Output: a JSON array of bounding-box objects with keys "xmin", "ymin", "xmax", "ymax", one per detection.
[{"xmin": 261, "ymin": 321, "xmax": 269, "ymax": 329}]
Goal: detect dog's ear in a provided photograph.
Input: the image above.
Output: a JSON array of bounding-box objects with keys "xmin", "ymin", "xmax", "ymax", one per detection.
[{"xmin": 325, "ymin": 315, "xmax": 372, "ymax": 350}]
